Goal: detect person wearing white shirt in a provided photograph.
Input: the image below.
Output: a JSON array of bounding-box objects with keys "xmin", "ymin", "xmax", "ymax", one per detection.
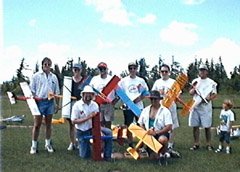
[
  {"xmin": 215, "ymin": 99, "xmax": 235, "ymax": 154},
  {"xmin": 71, "ymin": 85, "xmax": 112, "ymax": 160},
  {"xmin": 118, "ymin": 62, "xmax": 149, "ymax": 148},
  {"xmin": 29, "ymin": 57, "xmax": 60, "ymax": 154},
  {"xmin": 189, "ymin": 64, "xmax": 217, "ymax": 151},
  {"xmin": 90, "ymin": 62, "xmax": 118, "ymax": 129},
  {"xmin": 138, "ymin": 90, "xmax": 172, "ymax": 166},
  {"xmin": 152, "ymin": 64, "xmax": 180, "ymax": 150}
]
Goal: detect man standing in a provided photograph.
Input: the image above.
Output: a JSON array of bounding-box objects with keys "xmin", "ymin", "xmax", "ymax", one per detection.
[
  {"xmin": 189, "ymin": 64, "xmax": 217, "ymax": 151},
  {"xmin": 29, "ymin": 57, "xmax": 60, "ymax": 154},
  {"xmin": 152, "ymin": 64, "xmax": 179, "ymax": 152},
  {"xmin": 118, "ymin": 62, "xmax": 149, "ymax": 148},
  {"xmin": 90, "ymin": 62, "xmax": 118, "ymax": 129}
]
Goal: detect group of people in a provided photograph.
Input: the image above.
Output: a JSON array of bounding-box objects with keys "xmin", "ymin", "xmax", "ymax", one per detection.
[{"xmin": 28, "ymin": 57, "xmax": 235, "ymax": 165}]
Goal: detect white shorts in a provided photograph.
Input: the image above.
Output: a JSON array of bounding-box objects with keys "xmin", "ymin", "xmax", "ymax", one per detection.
[
  {"xmin": 188, "ymin": 102, "xmax": 212, "ymax": 128},
  {"xmin": 100, "ymin": 103, "xmax": 114, "ymax": 122},
  {"xmin": 169, "ymin": 104, "xmax": 179, "ymax": 129}
]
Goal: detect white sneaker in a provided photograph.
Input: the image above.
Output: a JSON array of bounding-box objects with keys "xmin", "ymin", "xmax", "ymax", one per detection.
[
  {"xmin": 67, "ymin": 143, "xmax": 75, "ymax": 151},
  {"xmin": 45, "ymin": 144, "xmax": 54, "ymax": 153},
  {"xmin": 30, "ymin": 147, "xmax": 37, "ymax": 154}
]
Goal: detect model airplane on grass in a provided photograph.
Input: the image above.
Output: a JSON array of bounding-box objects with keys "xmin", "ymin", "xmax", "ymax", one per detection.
[
  {"xmin": 126, "ymin": 123, "xmax": 162, "ymax": 160},
  {"xmin": 0, "ymin": 115, "xmax": 25, "ymax": 123}
]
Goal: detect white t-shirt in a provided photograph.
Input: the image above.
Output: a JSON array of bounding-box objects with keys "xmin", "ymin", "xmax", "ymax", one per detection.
[
  {"xmin": 191, "ymin": 77, "xmax": 217, "ymax": 103},
  {"xmin": 219, "ymin": 109, "xmax": 235, "ymax": 131},
  {"xmin": 118, "ymin": 75, "xmax": 149, "ymax": 109},
  {"xmin": 71, "ymin": 99, "xmax": 99, "ymax": 131},
  {"xmin": 90, "ymin": 75, "xmax": 115, "ymax": 101},
  {"xmin": 138, "ymin": 105, "xmax": 173, "ymax": 131},
  {"xmin": 152, "ymin": 78, "xmax": 177, "ymax": 109}
]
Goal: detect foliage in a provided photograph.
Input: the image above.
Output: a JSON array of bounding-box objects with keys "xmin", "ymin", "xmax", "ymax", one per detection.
[{"xmin": 2, "ymin": 55, "xmax": 240, "ymax": 94}]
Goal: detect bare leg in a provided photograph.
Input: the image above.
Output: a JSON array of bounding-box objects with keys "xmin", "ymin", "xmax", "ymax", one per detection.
[
  {"xmin": 32, "ymin": 115, "xmax": 43, "ymax": 141},
  {"xmin": 205, "ymin": 127, "xmax": 211, "ymax": 145},
  {"xmin": 44, "ymin": 114, "xmax": 53, "ymax": 140},
  {"xmin": 193, "ymin": 127, "xmax": 200, "ymax": 145}
]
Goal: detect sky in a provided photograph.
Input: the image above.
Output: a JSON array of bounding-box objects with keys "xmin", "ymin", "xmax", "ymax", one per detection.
[{"xmin": 1, "ymin": 0, "xmax": 240, "ymax": 83}]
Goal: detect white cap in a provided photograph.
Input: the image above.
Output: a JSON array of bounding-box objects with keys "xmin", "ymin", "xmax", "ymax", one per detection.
[
  {"xmin": 199, "ymin": 64, "xmax": 208, "ymax": 70},
  {"xmin": 81, "ymin": 85, "xmax": 95, "ymax": 96}
]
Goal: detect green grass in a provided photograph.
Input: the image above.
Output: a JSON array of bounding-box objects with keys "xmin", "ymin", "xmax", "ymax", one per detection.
[{"xmin": 1, "ymin": 94, "xmax": 240, "ymax": 172}]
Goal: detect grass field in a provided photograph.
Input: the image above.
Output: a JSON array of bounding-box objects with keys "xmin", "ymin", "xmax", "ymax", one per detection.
[{"xmin": 1, "ymin": 94, "xmax": 240, "ymax": 172}]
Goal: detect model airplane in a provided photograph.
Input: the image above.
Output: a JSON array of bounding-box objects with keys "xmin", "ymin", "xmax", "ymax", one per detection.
[
  {"xmin": 126, "ymin": 123, "xmax": 162, "ymax": 160},
  {"xmin": 19, "ymin": 82, "xmax": 41, "ymax": 116},
  {"xmin": 0, "ymin": 115, "xmax": 25, "ymax": 123},
  {"xmin": 181, "ymin": 81, "xmax": 217, "ymax": 116}
]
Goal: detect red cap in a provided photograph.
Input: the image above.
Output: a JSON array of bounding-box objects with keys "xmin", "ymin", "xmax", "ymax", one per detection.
[{"xmin": 97, "ymin": 62, "xmax": 107, "ymax": 68}]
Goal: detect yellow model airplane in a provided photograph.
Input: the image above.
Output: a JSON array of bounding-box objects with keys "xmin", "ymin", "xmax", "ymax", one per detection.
[
  {"xmin": 161, "ymin": 73, "xmax": 191, "ymax": 116},
  {"xmin": 126, "ymin": 123, "xmax": 162, "ymax": 160}
]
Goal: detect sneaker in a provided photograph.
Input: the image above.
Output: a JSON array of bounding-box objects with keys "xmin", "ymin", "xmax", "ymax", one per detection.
[
  {"xmin": 206, "ymin": 145, "xmax": 213, "ymax": 151},
  {"xmin": 30, "ymin": 147, "xmax": 37, "ymax": 154},
  {"xmin": 67, "ymin": 143, "xmax": 75, "ymax": 151},
  {"xmin": 226, "ymin": 147, "xmax": 231, "ymax": 154},
  {"xmin": 159, "ymin": 154, "xmax": 168, "ymax": 166},
  {"xmin": 190, "ymin": 145, "xmax": 200, "ymax": 151},
  {"xmin": 169, "ymin": 149, "xmax": 181, "ymax": 158},
  {"xmin": 45, "ymin": 144, "xmax": 54, "ymax": 153},
  {"xmin": 215, "ymin": 148, "xmax": 222, "ymax": 153}
]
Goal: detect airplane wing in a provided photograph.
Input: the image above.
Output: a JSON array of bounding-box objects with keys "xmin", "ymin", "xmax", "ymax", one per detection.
[
  {"xmin": 162, "ymin": 73, "xmax": 188, "ymax": 108},
  {"xmin": 94, "ymin": 75, "xmax": 120, "ymax": 105},
  {"xmin": 128, "ymin": 123, "xmax": 162, "ymax": 153},
  {"xmin": 20, "ymin": 82, "xmax": 41, "ymax": 116},
  {"xmin": 115, "ymin": 87, "xmax": 141, "ymax": 117}
]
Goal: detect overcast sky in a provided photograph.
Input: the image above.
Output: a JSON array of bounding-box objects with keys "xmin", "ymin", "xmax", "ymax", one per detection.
[{"xmin": 1, "ymin": 0, "xmax": 240, "ymax": 83}]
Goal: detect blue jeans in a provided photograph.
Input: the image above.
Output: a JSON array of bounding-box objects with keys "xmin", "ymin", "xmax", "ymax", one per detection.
[
  {"xmin": 76, "ymin": 129, "xmax": 92, "ymax": 158},
  {"xmin": 76, "ymin": 127, "xmax": 112, "ymax": 159},
  {"xmin": 101, "ymin": 127, "xmax": 113, "ymax": 159}
]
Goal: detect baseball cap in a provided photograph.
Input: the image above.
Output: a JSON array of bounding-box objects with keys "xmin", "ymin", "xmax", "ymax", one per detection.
[
  {"xmin": 73, "ymin": 63, "xmax": 82, "ymax": 69},
  {"xmin": 148, "ymin": 90, "xmax": 163, "ymax": 100},
  {"xmin": 199, "ymin": 64, "xmax": 208, "ymax": 70},
  {"xmin": 97, "ymin": 62, "xmax": 107, "ymax": 68},
  {"xmin": 128, "ymin": 62, "xmax": 138, "ymax": 68}
]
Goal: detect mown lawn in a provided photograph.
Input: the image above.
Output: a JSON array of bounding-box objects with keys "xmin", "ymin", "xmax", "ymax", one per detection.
[{"xmin": 1, "ymin": 94, "xmax": 240, "ymax": 172}]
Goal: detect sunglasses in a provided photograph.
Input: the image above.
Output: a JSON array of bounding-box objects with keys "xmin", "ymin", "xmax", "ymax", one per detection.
[
  {"xmin": 150, "ymin": 98, "xmax": 159, "ymax": 101},
  {"xmin": 99, "ymin": 67, "xmax": 106, "ymax": 71},
  {"xmin": 129, "ymin": 67, "xmax": 137, "ymax": 70},
  {"xmin": 44, "ymin": 63, "xmax": 51, "ymax": 67},
  {"xmin": 160, "ymin": 70, "xmax": 168, "ymax": 73},
  {"xmin": 73, "ymin": 68, "xmax": 80, "ymax": 72}
]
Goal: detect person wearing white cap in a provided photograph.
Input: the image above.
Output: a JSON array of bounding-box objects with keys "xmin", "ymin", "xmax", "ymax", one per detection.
[
  {"xmin": 189, "ymin": 63, "xmax": 217, "ymax": 151},
  {"xmin": 90, "ymin": 62, "xmax": 118, "ymax": 129},
  {"xmin": 71, "ymin": 85, "xmax": 112, "ymax": 160}
]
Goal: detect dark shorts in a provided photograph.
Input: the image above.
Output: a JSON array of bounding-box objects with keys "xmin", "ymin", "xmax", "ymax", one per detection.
[
  {"xmin": 123, "ymin": 110, "xmax": 139, "ymax": 126},
  {"xmin": 155, "ymin": 132, "xmax": 170, "ymax": 140},
  {"xmin": 219, "ymin": 131, "xmax": 231, "ymax": 144},
  {"xmin": 37, "ymin": 99, "xmax": 54, "ymax": 115}
]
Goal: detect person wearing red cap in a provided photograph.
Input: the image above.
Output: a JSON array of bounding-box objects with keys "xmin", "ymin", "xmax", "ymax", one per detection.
[{"xmin": 90, "ymin": 62, "xmax": 119, "ymax": 129}]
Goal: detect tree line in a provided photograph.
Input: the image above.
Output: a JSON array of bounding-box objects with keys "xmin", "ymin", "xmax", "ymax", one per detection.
[{"xmin": 1, "ymin": 56, "xmax": 240, "ymax": 94}]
